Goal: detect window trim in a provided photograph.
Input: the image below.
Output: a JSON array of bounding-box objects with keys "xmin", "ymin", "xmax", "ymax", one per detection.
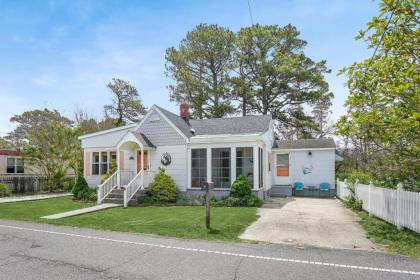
[
  {"xmin": 91, "ymin": 151, "xmax": 116, "ymax": 176},
  {"xmin": 191, "ymin": 148, "xmax": 207, "ymax": 189},
  {"xmin": 276, "ymin": 153, "xmax": 289, "ymax": 177},
  {"xmin": 235, "ymin": 147, "xmax": 254, "ymax": 185},
  {"xmin": 211, "ymin": 147, "xmax": 231, "ymax": 189},
  {"xmin": 6, "ymin": 157, "xmax": 24, "ymax": 174}
]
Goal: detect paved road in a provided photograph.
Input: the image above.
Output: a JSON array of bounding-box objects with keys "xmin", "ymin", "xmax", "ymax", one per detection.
[
  {"xmin": 0, "ymin": 220, "xmax": 419, "ymax": 280},
  {"xmin": 241, "ymin": 197, "xmax": 377, "ymax": 250}
]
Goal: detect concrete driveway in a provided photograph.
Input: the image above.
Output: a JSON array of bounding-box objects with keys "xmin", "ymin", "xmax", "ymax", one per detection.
[{"xmin": 240, "ymin": 197, "xmax": 379, "ymax": 251}]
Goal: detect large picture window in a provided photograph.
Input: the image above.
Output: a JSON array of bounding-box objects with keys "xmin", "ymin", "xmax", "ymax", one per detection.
[
  {"xmin": 91, "ymin": 151, "xmax": 115, "ymax": 176},
  {"xmin": 6, "ymin": 157, "xmax": 24, "ymax": 174},
  {"xmin": 191, "ymin": 149, "xmax": 207, "ymax": 188},
  {"xmin": 212, "ymin": 148, "xmax": 230, "ymax": 189},
  {"xmin": 236, "ymin": 147, "xmax": 253, "ymax": 184}
]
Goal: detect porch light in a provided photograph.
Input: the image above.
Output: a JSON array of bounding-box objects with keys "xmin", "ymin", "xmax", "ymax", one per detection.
[{"xmin": 129, "ymin": 156, "xmax": 134, "ymax": 160}]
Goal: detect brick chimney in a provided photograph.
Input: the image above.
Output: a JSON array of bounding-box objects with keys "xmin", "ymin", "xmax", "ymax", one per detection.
[{"xmin": 180, "ymin": 103, "xmax": 190, "ymax": 122}]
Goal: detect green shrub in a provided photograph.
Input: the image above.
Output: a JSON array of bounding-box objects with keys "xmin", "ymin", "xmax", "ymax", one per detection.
[
  {"xmin": 147, "ymin": 168, "xmax": 179, "ymax": 203},
  {"xmin": 71, "ymin": 176, "xmax": 89, "ymax": 199},
  {"xmin": 0, "ymin": 183, "xmax": 10, "ymax": 197},
  {"xmin": 211, "ymin": 175, "xmax": 262, "ymax": 207},
  {"xmin": 344, "ymin": 196, "xmax": 363, "ymax": 211},
  {"xmin": 138, "ymin": 194, "xmax": 156, "ymax": 204},
  {"xmin": 230, "ymin": 175, "xmax": 252, "ymax": 198},
  {"xmin": 212, "ymin": 195, "xmax": 263, "ymax": 207},
  {"xmin": 62, "ymin": 177, "xmax": 75, "ymax": 191},
  {"xmin": 88, "ymin": 190, "xmax": 97, "ymax": 202}
]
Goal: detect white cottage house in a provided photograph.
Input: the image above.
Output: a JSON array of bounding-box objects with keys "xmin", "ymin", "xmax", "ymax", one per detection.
[{"xmin": 79, "ymin": 104, "xmax": 337, "ymax": 206}]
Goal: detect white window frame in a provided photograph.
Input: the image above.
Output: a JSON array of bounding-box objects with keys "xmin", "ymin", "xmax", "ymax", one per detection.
[
  {"xmin": 91, "ymin": 151, "xmax": 116, "ymax": 176},
  {"xmin": 6, "ymin": 157, "xmax": 24, "ymax": 174}
]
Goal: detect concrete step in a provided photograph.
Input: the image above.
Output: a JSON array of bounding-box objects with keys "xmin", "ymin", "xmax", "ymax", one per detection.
[{"xmin": 271, "ymin": 185, "xmax": 292, "ymax": 197}]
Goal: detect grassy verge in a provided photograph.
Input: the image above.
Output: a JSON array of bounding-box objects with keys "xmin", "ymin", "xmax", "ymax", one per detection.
[
  {"xmin": 0, "ymin": 197, "xmax": 258, "ymax": 242},
  {"xmin": 356, "ymin": 210, "xmax": 420, "ymax": 259}
]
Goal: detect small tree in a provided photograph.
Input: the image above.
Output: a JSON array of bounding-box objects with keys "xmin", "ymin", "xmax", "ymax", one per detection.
[
  {"xmin": 104, "ymin": 78, "xmax": 146, "ymax": 126},
  {"xmin": 148, "ymin": 168, "xmax": 179, "ymax": 203},
  {"xmin": 230, "ymin": 175, "xmax": 252, "ymax": 198},
  {"xmin": 23, "ymin": 124, "xmax": 82, "ymax": 191}
]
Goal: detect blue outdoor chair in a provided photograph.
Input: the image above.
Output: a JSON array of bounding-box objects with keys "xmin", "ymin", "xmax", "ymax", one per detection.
[
  {"xmin": 319, "ymin": 182, "xmax": 331, "ymax": 198},
  {"xmin": 293, "ymin": 182, "xmax": 304, "ymax": 196}
]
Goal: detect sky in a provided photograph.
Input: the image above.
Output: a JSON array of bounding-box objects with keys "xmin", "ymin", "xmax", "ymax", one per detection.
[{"xmin": 0, "ymin": 0, "xmax": 379, "ymax": 135}]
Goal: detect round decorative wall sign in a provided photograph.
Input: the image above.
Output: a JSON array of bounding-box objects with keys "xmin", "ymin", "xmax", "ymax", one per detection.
[{"xmin": 161, "ymin": 152, "xmax": 172, "ymax": 166}]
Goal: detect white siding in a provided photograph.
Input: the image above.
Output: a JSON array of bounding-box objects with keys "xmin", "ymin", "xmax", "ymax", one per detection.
[
  {"xmin": 81, "ymin": 128, "xmax": 131, "ymax": 149},
  {"xmin": 137, "ymin": 111, "xmax": 186, "ymax": 146},
  {"xmin": 289, "ymin": 149, "xmax": 335, "ymax": 187},
  {"xmin": 149, "ymin": 145, "xmax": 188, "ymax": 191}
]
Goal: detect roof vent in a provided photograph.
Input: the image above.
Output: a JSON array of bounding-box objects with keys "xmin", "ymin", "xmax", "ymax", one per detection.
[{"xmin": 190, "ymin": 128, "xmax": 195, "ymax": 135}]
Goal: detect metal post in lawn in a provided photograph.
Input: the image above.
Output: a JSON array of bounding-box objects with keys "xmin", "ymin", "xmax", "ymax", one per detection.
[{"xmin": 202, "ymin": 181, "xmax": 214, "ymax": 230}]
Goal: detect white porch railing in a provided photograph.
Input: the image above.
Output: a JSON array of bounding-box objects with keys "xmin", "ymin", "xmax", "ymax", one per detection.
[
  {"xmin": 119, "ymin": 170, "xmax": 136, "ymax": 186},
  {"xmin": 123, "ymin": 170, "xmax": 155, "ymax": 207},
  {"xmin": 97, "ymin": 170, "xmax": 118, "ymax": 204}
]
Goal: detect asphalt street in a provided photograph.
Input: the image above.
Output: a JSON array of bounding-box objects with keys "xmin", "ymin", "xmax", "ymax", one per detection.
[{"xmin": 0, "ymin": 220, "xmax": 419, "ymax": 280}]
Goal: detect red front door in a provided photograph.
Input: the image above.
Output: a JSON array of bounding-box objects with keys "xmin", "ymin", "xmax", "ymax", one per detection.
[{"xmin": 137, "ymin": 150, "xmax": 148, "ymax": 173}]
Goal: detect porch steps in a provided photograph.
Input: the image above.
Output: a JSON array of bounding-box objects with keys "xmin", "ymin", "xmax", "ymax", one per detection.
[
  {"xmin": 102, "ymin": 188, "xmax": 144, "ymax": 206},
  {"xmin": 271, "ymin": 185, "xmax": 292, "ymax": 197}
]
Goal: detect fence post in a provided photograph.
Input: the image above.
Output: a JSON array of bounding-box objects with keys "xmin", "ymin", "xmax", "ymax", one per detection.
[
  {"xmin": 368, "ymin": 181, "xmax": 373, "ymax": 216},
  {"xmin": 396, "ymin": 183, "xmax": 403, "ymax": 230}
]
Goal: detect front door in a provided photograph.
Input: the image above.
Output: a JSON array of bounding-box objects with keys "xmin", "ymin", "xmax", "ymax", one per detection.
[{"xmin": 136, "ymin": 150, "xmax": 148, "ymax": 173}]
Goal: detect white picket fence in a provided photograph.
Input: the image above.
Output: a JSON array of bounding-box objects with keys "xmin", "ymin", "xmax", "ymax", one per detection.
[{"xmin": 336, "ymin": 179, "xmax": 420, "ymax": 233}]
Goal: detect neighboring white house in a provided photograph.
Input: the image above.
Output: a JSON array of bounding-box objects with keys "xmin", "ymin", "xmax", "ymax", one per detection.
[{"xmin": 79, "ymin": 104, "xmax": 337, "ymax": 206}]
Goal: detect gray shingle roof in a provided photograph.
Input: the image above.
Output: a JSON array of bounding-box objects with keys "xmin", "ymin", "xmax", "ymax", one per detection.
[
  {"xmin": 189, "ymin": 115, "xmax": 272, "ymax": 136},
  {"xmin": 155, "ymin": 105, "xmax": 272, "ymax": 137},
  {"xmin": 155, "ymin": 106, "xmax": 194, "ymax": 137},
  {"xmin": 274, "ymin": 138, "xmax": 336, "ymax": 149},
  {"xmin": 130, "ymin": 132, "xmax": 156, "ymax": 148}
]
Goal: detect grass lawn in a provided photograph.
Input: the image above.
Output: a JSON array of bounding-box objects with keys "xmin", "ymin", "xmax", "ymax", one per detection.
[
  {"xmin": 356, "ymin": 210, "xmax": 420, "ymax": 259},
  {"xmin": 0, "ymin": 197, "xmax": 259, "ymax": 242},
  {"xmin": 0, "ymin": 197, "xmax": 94, "ymax": 221}
]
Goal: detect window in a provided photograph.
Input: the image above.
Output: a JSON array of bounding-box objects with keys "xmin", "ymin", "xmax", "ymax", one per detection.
[
  {"xmin": 92, "ymin": 152, "xmax": 100, "ymax": 175},
  {"xmin": 276, "ymin": 154, "xmax": 289, "ymax": 176},
  {"xmin": 91, "ymin": 151, "xmax": 115, "ymax": 176},
  {"xmin": 16, "ymin": 158, "xmax": 24, "ymax": 173},
  {"xmin": 191, "ymin": 149, "xmax": 207, "ymax": 188},
  {"xmin": 212, "ymin": 148, "xmax": 230, "ymax": 189},
  {"xmin": 236, "ymin": 147, "xmax": 253, "ymax": 184},
  {"xmin": 6, "ymin": 157, "xmax": 24, "ymax": 174},
  {"xmin": 101, "ymin": 152, "xmax": 108, "ymax": 174},
  {"xmin": 110, "ymin": 151, "xmax": 117, "ymax": 163}
]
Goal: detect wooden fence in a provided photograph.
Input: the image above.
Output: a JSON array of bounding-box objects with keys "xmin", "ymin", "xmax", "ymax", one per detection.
[
  {"xmin": 337, "ymin": 179, "xmax": 420, "ymax": 233},
  {"xmin": 0, "ymin": 175, "xmax": 50, "ymax": 193}
]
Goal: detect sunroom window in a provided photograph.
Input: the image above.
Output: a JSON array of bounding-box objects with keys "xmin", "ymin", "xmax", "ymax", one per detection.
[
  {"xmin": 236, "ymin": 147, "xmax": 253, "ymax": 184},
  {"xmin": 191, "ymin": 149, "xmax": 207, "ymax": 188},
  {"xmin": 212, "ymin": 148, "xmax": 231, "ymax": 189}
]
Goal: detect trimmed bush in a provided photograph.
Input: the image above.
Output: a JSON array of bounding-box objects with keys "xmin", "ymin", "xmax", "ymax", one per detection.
[
  {"xmin": 211, "ymin": 175, "xmax": 263, "ymax": 207},
  {"xmin": 71, "ymin": 176, "xmax": 89, "ymax": 198},
  {"xmin": 212, "ymin": 195, "xmax": 263, "ymax": 207},
  {"xmin": 147, "ymin": 168, "xmax": 179, "ymax": 203},
  {"xmin": 230, "ymin": 175, "xmax": 252, "ymax": 198},
  {"xmin": 0, "ymin": 183, "xmax": 10, "ymax": 197}
]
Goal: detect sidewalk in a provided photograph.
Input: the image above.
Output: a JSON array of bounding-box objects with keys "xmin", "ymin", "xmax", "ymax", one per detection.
[
  {"xmin": 41, "ymin": 203, "xmax": 120, "ymax": 219},
  {"xmin": 0, "ymin": 193, "xmax": 72, "ymax": 204}
]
